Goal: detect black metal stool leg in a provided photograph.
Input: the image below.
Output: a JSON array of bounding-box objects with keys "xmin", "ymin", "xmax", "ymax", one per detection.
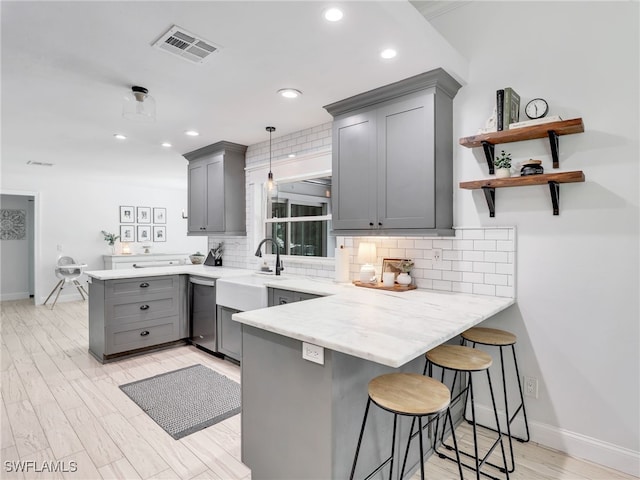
[
  {"xmin": 350, "ymin": 398, "xmax": 371, "ymax": 480},
  {"xmin": 511, "ymin": 345, "xmax": 531, "ymax": 443},
  {"xmin": 486, "ymin": 369, "xmax": 510, "ymax": 478}
]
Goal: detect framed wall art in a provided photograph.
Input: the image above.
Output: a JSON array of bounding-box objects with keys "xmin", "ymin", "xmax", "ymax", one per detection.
[
  {"xmin": 137, "ymin": 225, "xmax": 151, "ymax": 242},
  {"xmin": 153, "ymin": 207, "xmax": 166, "ymax": 224},
  {"xmin": 153, "ymin": 226, "xmax": 166, "ymax": 242},
  {"xmin": 381, "ymin": 258, "xmax": 404, "ymax": 281},
  {"xmin": 120, "ymin": 225, "xmax": 135, "ymax": 243},
  {"xmin": 120, "ymin": 206, "xmax": 135, "ymax": 223},
  {"xmin": 137, "ymin": 206, "xmax": 151, "ymax": 224}
]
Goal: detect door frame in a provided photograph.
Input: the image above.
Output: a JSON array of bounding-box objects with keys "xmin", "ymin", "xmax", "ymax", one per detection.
[{"xmin": 1, "ymin": 189, "xmax": 40, "ymax": 303}]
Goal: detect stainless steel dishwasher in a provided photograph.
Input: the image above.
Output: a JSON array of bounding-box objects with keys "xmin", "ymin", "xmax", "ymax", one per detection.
[{"xmin": 188, "ymin": 276, "xmax": 219, "ymax": 356}]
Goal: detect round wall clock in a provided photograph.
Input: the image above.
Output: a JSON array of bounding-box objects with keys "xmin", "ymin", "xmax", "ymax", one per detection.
[{"xmin": 525, "ymin": 98, "xmax": 549, "ymax": 119}]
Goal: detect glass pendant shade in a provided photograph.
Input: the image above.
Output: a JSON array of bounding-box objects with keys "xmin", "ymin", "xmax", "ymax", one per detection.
[{"xmin": 123, "ymin": 86, "xmax": 156, "ymax": 121}]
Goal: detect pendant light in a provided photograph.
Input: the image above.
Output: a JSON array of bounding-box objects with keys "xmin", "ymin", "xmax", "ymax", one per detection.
[
  {"xmin": 123, "ymin": 86, "xmax": 156, "ymax": 121},
  {"xmin": 266, "ymin": 126, "xmax": 276, "ymax": 191}
]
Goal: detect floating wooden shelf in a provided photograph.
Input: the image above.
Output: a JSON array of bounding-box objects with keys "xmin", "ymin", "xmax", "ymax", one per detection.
[
  {"xmin": 459, "ymin": 118, "xmax": 584, "ymax": 172},
  {"xmin": 459, "ymin": 171, "xmax": 585, "ymax": 217}
]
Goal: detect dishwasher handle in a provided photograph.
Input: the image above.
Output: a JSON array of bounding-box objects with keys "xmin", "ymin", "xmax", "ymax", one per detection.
[{"xmin": 189, "ymin": 277, "xmax": 215, "ymax": 287}]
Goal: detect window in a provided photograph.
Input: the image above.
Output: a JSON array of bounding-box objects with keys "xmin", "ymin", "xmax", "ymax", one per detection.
[{"xmin": 265, "ymin": 178, "xmax": 334, "ymax": 258}]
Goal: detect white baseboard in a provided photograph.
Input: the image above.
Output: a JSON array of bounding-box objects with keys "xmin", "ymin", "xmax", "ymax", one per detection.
[
  {"xmin": 472, "ymin": 403, "xmax": 640, "ymax": 477},
  {"xmin": 0, "ymin": 292, "xmax": 30, "ymax": 301}
]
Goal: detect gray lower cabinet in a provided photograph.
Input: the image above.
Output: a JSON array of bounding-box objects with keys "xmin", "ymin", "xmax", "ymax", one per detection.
[
  {"xmin": 184, "ymin": 141, "xmax": 247, "ymax": 236},
  {"xmin": 89, "ymin": 275, "xmax": 187, "ymax": 362},
  {"xmin": 216, "ymin": 305, "xmax": 242, "ymax": 362},
  {"xmin": 324, "ymin": 68, "xmax": 462, "ymax": 236},
  {"xmin": 268, "ymin": 288, "xmax": 320, "ymax": 306}
]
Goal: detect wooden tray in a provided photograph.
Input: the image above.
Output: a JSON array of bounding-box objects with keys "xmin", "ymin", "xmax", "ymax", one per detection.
[{"xmin": 353, "ymin": 281, "xmax": 416, "ymax": 292}]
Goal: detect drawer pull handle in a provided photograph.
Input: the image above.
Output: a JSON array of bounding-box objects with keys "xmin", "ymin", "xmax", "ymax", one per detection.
[
  {"xmin": 140, "ymin": 282, "xmax": 150, "ymax": 288},
  {"xmin": 140, "ymin": 305, "xmax": 150, "ymax": 311},
  {"xmin": 140, "ymin": 331, "xmax": 150, "ymax": 337},
  {"xmin": 279, "ymin": 299, "xmax": 288, "ymax": 305}
]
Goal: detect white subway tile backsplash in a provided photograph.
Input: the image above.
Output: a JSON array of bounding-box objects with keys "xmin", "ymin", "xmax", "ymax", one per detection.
[
  {"xmin": 496, "ymin": 286, "xmax": 515, "ymax": 297},
  {"xmin": 462, "ymin": 229, "xmax": 485, "ymax": 240},
  {"xmin": 443, "ymin": 270, "xmax": 463, "ymax": 282},
  {"xmin": 462, "ymin": 272, "xmax": 484, "ymax": 283},
  {"xmin": 473, "ymin": 284, "xmax": 496, "ymax": 296},
  {"xmin": 451, "ymin": 261, "xmax": 473, "ymax": 272},
  {"xmin": 496, "ymin": 240, "xmax": 515, "ymax": 252},
  {"xmin": 484, "ymin": 229, "xmax": 510, "ymax": 240},
  {"xmin": 432, "ymin": 260, "xmax": 452, "ymax": 271},
  {"xmin": 462, "ymin": 251, "xmax": 484, "ymax": 262},
  {"xmin": 414, "ymin": 239, "xmax": 433, "ymax": 249},
  {"xmin": 452, "ymin": 282, "xmax": 473, "ymax": 294},
  {"xmin": 473, "ymin": 240, "xmax": 497, "ymax": 251},
  {"xmin": 484, "ymin": 251, "xmax": 509, "ymax": 263},
  {"xmin": 484, "ymin": 273, "xmax": 508, "ymax": 286},
  {"xmin": 433, "ymin": 280, "xmax": 453, "ymax": 291},
  {"xmin": 473, "ymin": 262, "xmax": 496, "ymax": 274},
  {"xmin": 433, "ymin": 239, "xmax": 453, "ymax": 249},
  {"xmin": 452, "ymin": 239, "xmax": 474, "ymax": 250},
  {"xmin": 398, "ymin": 239, "xmax": 415, "ymax": 248}
]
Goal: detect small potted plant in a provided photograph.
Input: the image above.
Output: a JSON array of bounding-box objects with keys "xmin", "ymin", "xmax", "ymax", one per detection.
[
  {"xmin": 494, "ymin": 150, "xmax": 512, "ymax": 178},
  {"xmin": 101, "ymin": 230, "xmax": 119, "ymax": 254},
  {"xmin": 394, "ymin": 259, "xmax": 414, "ymax": 286}
]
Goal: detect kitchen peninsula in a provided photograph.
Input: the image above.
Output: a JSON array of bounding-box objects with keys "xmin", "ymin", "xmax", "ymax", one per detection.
[{"xmin": 233, "ymin": 281, "xmax": 513, "ymax": 479}]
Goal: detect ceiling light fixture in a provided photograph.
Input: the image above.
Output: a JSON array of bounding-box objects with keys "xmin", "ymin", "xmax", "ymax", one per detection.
[
  {"xmin": 113, "ymin": 133, "xmax": 127, "ymax": 140},
  {"xmin": 380, "ymin": 48, "xmax": 397, "ymax": 59},
  {"xmin": 266, "ymin": 126, "xmax": 276, "ymax": 192},
  {"xmin": 324, "ymin": 7, "xmax": 344, "ymax": 22},
  {"xmin": 278, "ymin": 88, "xmax": 302, "ymax": 99},
  {"xmin": 184, "ymin": 130, "xmax": 200, "ymax": 136},
  {"xmin": 122, "ymin": 86, "xmax": 156, "ymax": 122},
  {"xmin": 161, "ymin": 142, "xmax": 172, "ymax": 148}
]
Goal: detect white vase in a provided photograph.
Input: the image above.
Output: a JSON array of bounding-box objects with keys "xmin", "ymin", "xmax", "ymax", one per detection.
[
  {"xmin": 397, "ymin": 273, "xmax": 411, "ymax": 285},
  {"xmin": 495, "ymin": 168, "xmax": 511, "ymax": 178}
]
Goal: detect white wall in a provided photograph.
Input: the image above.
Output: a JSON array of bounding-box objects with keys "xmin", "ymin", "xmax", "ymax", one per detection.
[
  {"xmin": 0, "ymin": 194, "xmax": 33, "ymax": 300},
  {"xmin": 431, "ymin": 1, "xmax": 639, "ymax": 474},
  {"xmin": 1, "ymin": 171, "xmax": 207, "ymax": 304}
]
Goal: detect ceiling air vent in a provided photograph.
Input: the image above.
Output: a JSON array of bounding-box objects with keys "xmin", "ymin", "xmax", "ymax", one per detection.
[{"xmin": 152, "ymin": 25, "xmax": 221, "ymax": 64}]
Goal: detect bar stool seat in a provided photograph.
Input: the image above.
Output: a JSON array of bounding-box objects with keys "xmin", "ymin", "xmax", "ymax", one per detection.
[
  {"xmin": 461, "ymin": 327, "xmax": 530, "ymax": 473},
  {"xmin": 425, "ymin": 345, "xmax": 509, "ymax": 480},
  {"xmin": 350, "ymin": 373, "xmax": 462, "ymax": 480}
]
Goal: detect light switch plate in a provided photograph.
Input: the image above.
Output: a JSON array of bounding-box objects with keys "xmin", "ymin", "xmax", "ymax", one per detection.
[{"xmin": 302, "ymin": 342, "xmax": 324, "ymax": 365}]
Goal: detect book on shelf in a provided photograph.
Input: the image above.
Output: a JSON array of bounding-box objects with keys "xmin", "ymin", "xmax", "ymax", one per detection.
[
  {"xmin": 496, "ymin": 89, "xmax": 505, "ymax": 131},
  {"xmin": 509, "ymin": 115, "xmax": 563, "ymax": 129},
  {"xmin": 503, "ymin": 87, "xmax": 520, "ymax": 129},
  {"xmin": 496, "ymin": 87, "xmax": 520, "ymax": 131}
]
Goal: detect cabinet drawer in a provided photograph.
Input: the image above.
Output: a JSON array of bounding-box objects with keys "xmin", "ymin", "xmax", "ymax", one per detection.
[
  {"xmin": 106, "ymin": 276, "xmax": 178, "ymax": 298},
  {"xmin": 106, "ymin": 293, "xmax": 179, "ymax": 326},
  {"xmin": 106, "ymin": 317, "xmax": 180, "ymax": 355}
]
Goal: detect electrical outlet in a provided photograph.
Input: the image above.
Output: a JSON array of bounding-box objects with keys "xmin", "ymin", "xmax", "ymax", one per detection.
[
  {"xmin": 57, "ymin": 244, "xmax": 64, "ymax": 252},
  {"xmin": 433, "ymin": 248, "xmax": 442, "ymax": 262},
  {"xmin": 524, "ymin": 375, "xmax": 538, "ymax": 398},
  {"xmin": 302, "ymin": 342, "xmax": 324, "ymax": 365}
]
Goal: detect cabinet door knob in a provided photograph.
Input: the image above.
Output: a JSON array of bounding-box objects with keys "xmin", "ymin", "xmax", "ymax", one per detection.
[
  {"xmin": 369, "ymin": 222, "xmax": 374, "ymax": 226},
  {"xmin": 140, "ymin": 330, "xmax": 150, "ymax": 336},
  {"xmin": 378, "ymin": 222, "xmax": 382, "ymax": 226},
  {"xmin": 279, "ymin": 299, "xmax": 288, "ymax": 305},
  {"xmin": 139, "ymin": 282, "xmax": 149, "ymax": 288},
  {"xmin": 140, "ymin": 304, "xmax": 150, "ymax": 311}
]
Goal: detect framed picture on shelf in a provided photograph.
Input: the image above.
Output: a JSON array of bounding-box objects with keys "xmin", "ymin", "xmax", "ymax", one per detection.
[
  {"xmin": 153, "ymin": 207, "xmax": 166, "ymax": 224},
  {"xmin": 137, "ymin": 225, "xmax": 151, "ymax": 242},
  {"xmin": 381, "ymin": 258, "xmax": 404, "ymax": 281},
  {"xmin": 153, "ymin": 226, "xmax": 166, "ymax": 242},
  {"xmin": 120, "ymin": 225, "xmax": 135, "ymax": 243},
  {"xmin": 137, "ymin": 206, "xmax": 151, "ymax": 223},
  {"xmin": 120, "ymin": 206, "xmax": 135, "ymax": 223}
]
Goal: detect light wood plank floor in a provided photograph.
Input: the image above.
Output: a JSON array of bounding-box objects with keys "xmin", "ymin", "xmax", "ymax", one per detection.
[{"xmin": 1, "ymin": 299, "xmax": 636, "ymax": 480}]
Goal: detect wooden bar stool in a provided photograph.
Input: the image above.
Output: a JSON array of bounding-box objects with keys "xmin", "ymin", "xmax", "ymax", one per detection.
[
  {"xmin": 461, "ymin": 327, "xmax": 530, "ymax": 473},
  {"xmin": 350, "ymin": 373, "xmax": 463, "ymax": 480},
  {"xmin": 425, "ymin": 345, "xmax": 510, "ymax": 480}
]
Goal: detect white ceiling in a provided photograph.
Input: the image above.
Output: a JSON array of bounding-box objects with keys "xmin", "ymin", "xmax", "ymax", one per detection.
[{"xmin": 1, "ymin": 1, "xmax": 468, "ymax": 188}]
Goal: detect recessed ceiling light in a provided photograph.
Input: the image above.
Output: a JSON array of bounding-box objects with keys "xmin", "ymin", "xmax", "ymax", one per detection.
[
  {"xmin": 324, "ymin": 7, "xmax": 343, "ymax": 22},
  {"xmin": 184, "ymin": 130, "xmax": 200, "ymax": 136},
  {"xmin": 113, "ymin": 133, "xmax": 127, "ymax": 140},
  {"xmin": 278, "ymin": 88, "xmax": 302, "ymax": 99},
  {"xmin": 288, "ymin": 154, "xmax": 296, "ymax": 158},
  {"xmin": 161, "ymin": 142, "xmax": 172, "ymax": 148},
  {"xmin": 380, "ymin": 48, "xmax": 397, "ymax": 59}
]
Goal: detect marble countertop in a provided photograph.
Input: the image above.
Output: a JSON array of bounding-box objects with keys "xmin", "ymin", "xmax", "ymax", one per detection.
[
  {"xmin": 85, "ymin": 265, "xmax": 257, "ymax": 280},
  {"xmin": 233, "ymin": 283, "xmax": 514, "ymax": 368},
  {"xmin": 85, "ymin": 266, "xmax": 514, "ymax": 368}
]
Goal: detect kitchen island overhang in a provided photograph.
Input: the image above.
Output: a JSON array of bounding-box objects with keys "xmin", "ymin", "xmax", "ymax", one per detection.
[{"xmin": 234, "ymin": 286, "xmax": 514, "ymax": 479}]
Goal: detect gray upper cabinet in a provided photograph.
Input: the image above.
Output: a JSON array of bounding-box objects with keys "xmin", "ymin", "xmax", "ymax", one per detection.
[
  {"xmin": 324, "ymin": 68, "xmax": 461, "ymax": 236},
  {"xmin": 184, "ymin": 141, "xmax": 248, "ymax": 236}
]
